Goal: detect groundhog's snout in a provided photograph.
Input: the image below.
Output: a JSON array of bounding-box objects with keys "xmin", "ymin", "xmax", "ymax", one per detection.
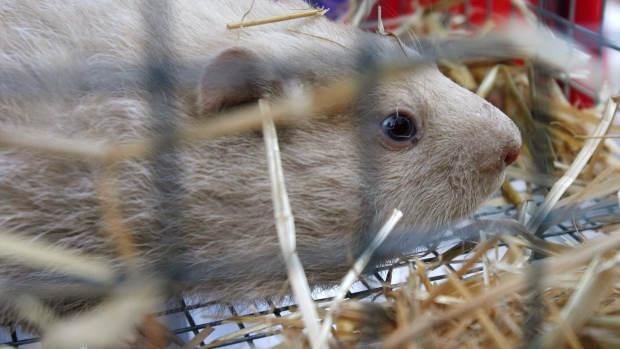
[
  {"xmin": 504, "ymin": 144, "xmax": 520, "ymax": 166},
  {"xmin": 497, "ymin": 111, "xmax": 522, "ymax": 167},
  {"xmin": 474, "ymin": 102, "xmax": 522, "ymax": 168}
]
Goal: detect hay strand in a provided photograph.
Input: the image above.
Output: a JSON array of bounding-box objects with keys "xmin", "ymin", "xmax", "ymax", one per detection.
[
  {"xmin": 0, "ymin": 229, "xmax": 114, "ymax": 284},
  {"xmin": 260, "ymin": 99, "xmax": 321, "ymax": 349},
  {"xmin": 226, "ymin": 9, "xmax": 324, "ymax": 29},
  {"xmin": 526, "ymin": 95, "xmax": 619, "ymax": 233}
]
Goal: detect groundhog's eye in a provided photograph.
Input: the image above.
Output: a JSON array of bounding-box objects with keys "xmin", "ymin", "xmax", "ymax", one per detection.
[{"xmin": 381, "ymin": 113, "xmax": 416, "ymax": 141}]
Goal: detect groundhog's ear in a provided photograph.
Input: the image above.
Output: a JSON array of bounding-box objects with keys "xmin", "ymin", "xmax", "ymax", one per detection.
[{"xmin": 197, "ymin": 47, "xmax": 271, "ymax": 114}]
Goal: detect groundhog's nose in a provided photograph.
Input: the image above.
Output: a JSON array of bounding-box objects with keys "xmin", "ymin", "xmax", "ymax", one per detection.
[{"xmin": 504, "ymin": 145, "xmax": 520, "ymax": 166}]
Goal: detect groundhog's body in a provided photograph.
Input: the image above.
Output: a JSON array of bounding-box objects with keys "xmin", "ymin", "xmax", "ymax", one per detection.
[{"xmin": 0, "ymin": 0, "xmax": 521, "ymax": 331}]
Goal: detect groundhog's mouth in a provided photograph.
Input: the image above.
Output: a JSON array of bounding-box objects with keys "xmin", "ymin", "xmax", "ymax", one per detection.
[{"xmin": 477, "ymin": 155, "xmax": 511, "ymax": 175}]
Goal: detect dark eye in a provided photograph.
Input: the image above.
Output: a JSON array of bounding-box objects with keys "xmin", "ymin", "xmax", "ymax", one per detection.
[{"xmin": 381, "ymin": 113, "xmax": 416, "ymax": 141}]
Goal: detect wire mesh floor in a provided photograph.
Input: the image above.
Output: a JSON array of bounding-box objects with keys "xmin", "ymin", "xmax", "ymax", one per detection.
[{"xmin": 2, "ymin": 187, "xmax": 617, "ymax": 348}]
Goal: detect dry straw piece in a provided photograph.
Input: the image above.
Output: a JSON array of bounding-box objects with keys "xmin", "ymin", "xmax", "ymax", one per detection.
[
  {"xmin": 260, "ymin": 99, "xmax": 322, "ymax": 349},
  {"xmin": 0, "ymin": 230, "xmax": 114, "ymax": 284},
  {"xmin": 226, "ymin": 8, "xmax": 325, "ymax": 29}
]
